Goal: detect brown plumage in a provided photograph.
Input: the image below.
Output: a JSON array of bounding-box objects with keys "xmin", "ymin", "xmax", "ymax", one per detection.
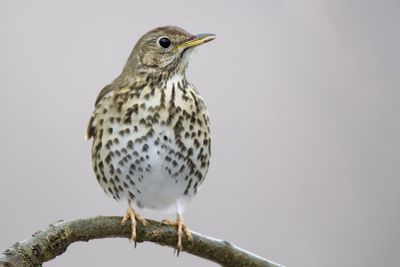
[{"xmin": 86, "ymin": 26, "xmax": 215, "ymax": 253}]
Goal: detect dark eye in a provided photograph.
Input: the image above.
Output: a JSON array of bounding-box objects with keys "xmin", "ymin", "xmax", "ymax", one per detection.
[{"xmin": 158, "ymin": 37, "xmax": 171, "ymax": 48}]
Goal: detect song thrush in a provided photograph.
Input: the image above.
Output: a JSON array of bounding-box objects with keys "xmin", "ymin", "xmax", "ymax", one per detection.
[{"xmin": 85, "ymin": 26, "xmax": 215, "ymax": 253}]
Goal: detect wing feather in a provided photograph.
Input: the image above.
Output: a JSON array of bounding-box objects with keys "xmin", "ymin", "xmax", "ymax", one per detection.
[{"xmin": 85, "ymin": 84, "xmax": 115, "ymax": 140}]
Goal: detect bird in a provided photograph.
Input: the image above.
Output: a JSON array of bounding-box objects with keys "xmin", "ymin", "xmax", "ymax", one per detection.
[{"xmin": 85, "ymin": 26, "xmax": 215, "ymax": 253}]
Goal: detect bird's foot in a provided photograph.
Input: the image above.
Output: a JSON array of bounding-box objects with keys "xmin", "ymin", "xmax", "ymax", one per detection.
[
  {"xmin": 121, "ymin": 206, "xmax": 147, "ymax": 247},
  {"xmin": 161, "ymin": 214, "xmax": 193, "ymax": 255}
]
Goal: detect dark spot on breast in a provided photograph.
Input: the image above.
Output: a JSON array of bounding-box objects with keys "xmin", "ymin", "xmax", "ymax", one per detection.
[
  {"xmin": 130, "ymin": 163, "xmax": 136, "ymax": 171},
  {"xmin": 108, "ymin": 187, "xmax": 114, "ymax": 195},
  {"xmin": 127, "ymin": 140, "xmax": 134, "ymax": 149},
  {"xmin": 142, "ymin": 143, "xmax": 149, "ymax": 152},
  {"xmin": 179, "ymin": 165, "xmax": 185, "ymax": 173},
  {"xmin": 194, "ymin": 138, "xmax": 200, "ymax": 148},
  {"xmin": 154, "ymin": 137, "xmax": 160, "ymax": 146}
]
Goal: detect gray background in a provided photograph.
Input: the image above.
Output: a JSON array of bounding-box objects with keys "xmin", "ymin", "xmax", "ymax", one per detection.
[{"xmin": 0, "ymin": 1, "xmax": 399, "ymax": 267}]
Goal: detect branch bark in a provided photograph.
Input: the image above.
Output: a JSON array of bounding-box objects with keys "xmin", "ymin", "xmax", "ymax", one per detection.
[{"xmin": 0, "ymin": 216, "xmax": 283, "ymax": 267}]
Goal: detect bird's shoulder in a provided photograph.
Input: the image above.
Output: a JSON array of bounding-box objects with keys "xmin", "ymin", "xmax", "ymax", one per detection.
[
  {"xmin": 85, "ymin": 78, "xmax": 146, "ymax": 140},
  {"xmin": 94, "ymin": 83, "xmax": 115, "ymax": 106}
]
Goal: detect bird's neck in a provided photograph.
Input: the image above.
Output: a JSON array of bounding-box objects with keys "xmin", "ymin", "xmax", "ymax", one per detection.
[
  {"xmin": 118, "ymin": 69, "xmax": 188, "ymax": 91},
  {"xmin": 120, "ymin": 54, "xmax": 190, "ymax": 89}
]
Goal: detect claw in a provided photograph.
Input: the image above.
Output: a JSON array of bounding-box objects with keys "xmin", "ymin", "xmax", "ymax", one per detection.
[
  {"xmin": 121, "ymin": 204, "xmax": 147, "ymax": 247},
  {"xmin": 136, "ymin": 213, "xmax": 148, "ymax": 226},
  {"xmin": 162, "ymin": 214, "xmax": 192, "ymax": 255}
]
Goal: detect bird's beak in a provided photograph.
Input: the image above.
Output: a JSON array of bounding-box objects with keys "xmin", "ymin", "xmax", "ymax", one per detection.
[{"xmin": 175, "ymin": 33, "xmax": 216, "ymax": 51}]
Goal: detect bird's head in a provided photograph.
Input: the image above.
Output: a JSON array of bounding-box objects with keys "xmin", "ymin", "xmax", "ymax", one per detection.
[{"xmin": 122, "ymin": 26, "xmax": 215, "ymax": 78}]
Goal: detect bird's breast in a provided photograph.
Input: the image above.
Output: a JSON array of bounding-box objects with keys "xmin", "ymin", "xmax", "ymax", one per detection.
[{"xmin": 91, "ymin": 77, "xmax": 211, "ymax": 211}]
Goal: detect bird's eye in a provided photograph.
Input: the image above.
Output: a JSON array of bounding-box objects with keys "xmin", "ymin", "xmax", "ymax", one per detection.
[{"xmin": 158, "ymin": 37, "xmax": 171, "ymax": 48}]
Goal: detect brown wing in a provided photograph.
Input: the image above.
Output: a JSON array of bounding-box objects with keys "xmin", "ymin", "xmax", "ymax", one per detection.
[
  {"xmin": 95, "ymin": 84, "xmax": 115, "ymax": 106},
  {"xmin": 85, "ymin": 84, "xmax": 115, "ymax": 140}
]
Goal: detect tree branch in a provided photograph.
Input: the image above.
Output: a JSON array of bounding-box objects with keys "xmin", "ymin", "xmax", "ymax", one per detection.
[{"xmin": 0, "ymin": 216, "xmax": 283, "ymax": 267}]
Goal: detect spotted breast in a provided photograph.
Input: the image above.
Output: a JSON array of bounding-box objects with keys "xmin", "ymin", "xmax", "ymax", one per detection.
[{"xmin": 89, "ymin": 73, "xmax": 211, "ymax": 213}]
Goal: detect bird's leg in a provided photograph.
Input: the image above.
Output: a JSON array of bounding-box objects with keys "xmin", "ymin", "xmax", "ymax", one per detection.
[
  {"xmin": 121, "ymin": 201, "xmax": 147, "ymax": 247},
  {"xmin": 162, "ymin": 213, "xmax": 193, "ymax": 255}
]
